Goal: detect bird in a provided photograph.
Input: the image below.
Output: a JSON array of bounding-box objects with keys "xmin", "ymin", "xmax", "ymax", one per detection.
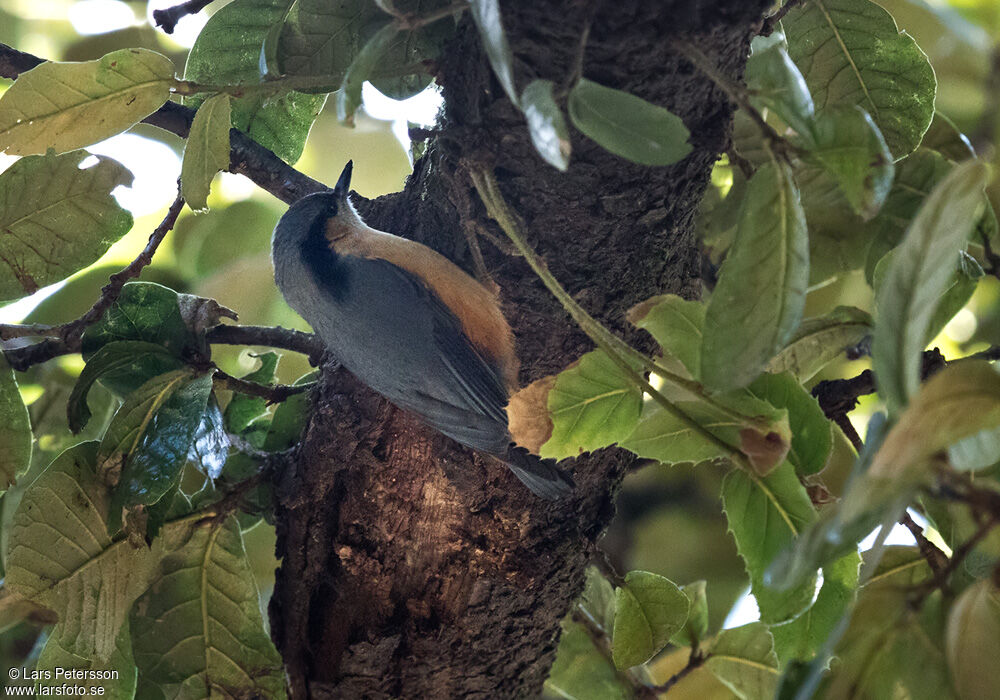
[{"xmin": 270, "ymin": 161, "xmax": 575, "ymax": 499}]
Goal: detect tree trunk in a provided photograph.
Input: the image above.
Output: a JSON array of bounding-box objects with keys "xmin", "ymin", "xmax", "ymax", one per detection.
[{"xmin": 268, "ymin": 1, "xmax": 769, "ymax": 697}]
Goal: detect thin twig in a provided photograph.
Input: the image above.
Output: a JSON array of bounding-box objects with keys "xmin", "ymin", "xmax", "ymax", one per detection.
[
  {"xmin": 152, "ymin": 0, "xmax": 217, "ymax": 34},
  {"xmin": 646, "ymin": 648, "xmax": 709, "ymax": 695},
  {"xmin": 212, "ymin": 368, "xmax": 313, "ymax": 404},
  {"xmin": 900, "ymin": 511, "xmax": 949, "ymax": 577},
  {"xmin": 1, "ymin": 192, "xmax": 185, "ymax": 369},
  {"xmin": 562, "ymin": 4, "xmax": 599, "ymax": 92},
  {"xmin": 761, "ymin": 0, "xmax": 807, "ymax": 36}
]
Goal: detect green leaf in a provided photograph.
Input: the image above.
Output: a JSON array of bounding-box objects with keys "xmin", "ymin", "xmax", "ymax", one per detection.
[
  {"xmin": 869, "ymin": 361, "xmax": 1000, "ymax": 484},
  {"xmin": 521, "ymin": 79, "xmax": 571, "ymax": 171},
  {"xmin": 0, "ymin": 356, "xmax": 31, "ymax": 494},
  {"xmin": 722, "ymin": 462, "xmax": 817, "ymax": 623},
  {"xmin": 540, "ymin": 350, "xmax": 643, "ymax": 460},
  {"xmin": 184, "ymin": 0, "xmax": 326, "ymax": 164},
  {"xmin": 701, "ymin": 161, "xmax": 808, "ymax": 391},
  {"xmin": 627, "ymin": 294, "xmax": 705, "ymax": 379},
  {"xmin": 947, "ymin": 425, "xmax": 1000, "ymax": 472},
  {"xmin": 620, "ymin": 398, "xmax": 785, "ymax": 467},
  {"xmin": 469, "ymin": 0, "xmax": 519, "ymax": 106},
  {"xmin": 748, "ymin": 373, "xmax": 831, "ymax": 475},
  {"xmin": 5, "ymin": 442, "xmax": 186, "ymax": 661},
  {"xmin": 263, "ymin": 370, "xmax": 318, "ymax": 452},
  {"xmin": 545, "ymin": 619, "xmax": 633, "ymax": 700},
  {"xmin": 224, "ymin": 352, "xmax": 279, "ymax": 434},
  {"xmin": 828, "ymin": 547, "xmax": 954, "ymax": 700},
  {"xmin": 610, "ymin": 571, "xmax": 688, "ymax": 669},
  {"xmin": 705, "ymin": 622, "xmax": 780, "ymax": 700},
  {"xmin": 568, "ymin": 79, "xmax": 692, "ymax": 166},
  {"xmin": 273, "ymin": 0, "xmax": 370, "ymax": 79},
  {"xmin": 97, "ymin": 370, "xmax": 213, "ymax": 532},
  {"xmin": 923, "ymin": 251, "xmax": 982, "ymax": 343},
  {"xmin": 0, "ymin": 48, "xmax": 175, "ymax": 155},
  {"xmin": 872, "ymin": 159, "xmax": 989, "ymax": 414},
  {"xmin": 579, "ymin": 566, "xmax": 616, "ymax": 636},
  {"xmin": 37, "ymin": 622, "xmax": 136, "ymax": 700},
  {"xmin": 366, "ymin": 1, "xmax": 454, "ymax": 100},
  {"xmin": 784, "ymin": 0, "xmax": 937, "ymax": 159},
  {"xmin": 181, "ymin": 93, "xmax": 231, "ymax": 212},
  {"xmin": 670, "ymin": 580, "xmax": 708, "ymax": 648},
  {"xmin": 863, "ymin": 148, "xmax": 995, "ymax": 284},
  {"xmin": 0, "ymin": 150, "xmax": 133, "ymax": 302},
  {"xmin": 921, "ymin": 112, "xmax": 975, "ymax": 163},
  {"xmin": 81, "ymin": 282, "xmax": 194, "ymax": 362},
  {"xmin": 336, "ymin": 22, "xmax": 399, "ymax": 125},
  {"xmin": 131, "ymin": 517, "xmax": 286, "ymax": 699},
  {"xmin": 68, "ymin": 340, "xmax": 185, "ymax": 432},
  {"xmin": 767, "ymin": 306, "xmax": 872, "ymax": 382},
  {"xmin": 770, "ymin": 551, "xmax": 860, "ymax": 663},
  {"xmin": 745, "ymin": 32, "xmax": 815, "ymax": 137},
  {"xmin": 805, "ymin": 106, "xmax": 894, "ymax": 219},
  {"xmin": 946, "ymin": 580, "xmax": 1000, "ymax": 700}
]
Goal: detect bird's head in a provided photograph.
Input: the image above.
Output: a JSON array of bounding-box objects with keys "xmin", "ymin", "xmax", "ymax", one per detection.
[{"xmin": 271, "ymin": 161, "xmax": 357, "ymax": 251}]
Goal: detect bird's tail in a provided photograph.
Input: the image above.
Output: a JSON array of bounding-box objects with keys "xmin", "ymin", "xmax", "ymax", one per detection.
[{"xmin": 503, "ymin": 445, "xmax": 575, "ymax": 500}]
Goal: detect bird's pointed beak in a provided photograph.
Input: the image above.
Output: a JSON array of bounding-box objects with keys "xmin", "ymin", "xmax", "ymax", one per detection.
[{"xmin": 333, "ymin": 160, "xmax": 353, "ymax": 202}]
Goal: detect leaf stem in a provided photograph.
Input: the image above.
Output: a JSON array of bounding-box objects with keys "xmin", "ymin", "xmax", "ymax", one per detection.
[{"xmin": 468, "ymin": 166, "xmax": 749, "ymax": 468}]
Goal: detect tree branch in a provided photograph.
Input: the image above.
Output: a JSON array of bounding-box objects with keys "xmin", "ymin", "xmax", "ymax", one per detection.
[
  {"xmin": 212, "ymin": 368, "xmax": 313, "ymax": 404},
  {"xmin": 152, "ymin": 0, "xmax": 218, "ymax": 34},
  {"xmin": 0, "ymin": 42, "xmax": 325, "ymax": 204},
  {"xmin": 205, "ymin": 324, "xmax": 325, "ymax": 364}
]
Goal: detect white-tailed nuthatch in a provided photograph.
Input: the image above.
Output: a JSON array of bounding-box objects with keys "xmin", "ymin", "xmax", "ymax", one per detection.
[{"xmin": 271, "ymin": 162, "xmax": 574, "ymax": 499}]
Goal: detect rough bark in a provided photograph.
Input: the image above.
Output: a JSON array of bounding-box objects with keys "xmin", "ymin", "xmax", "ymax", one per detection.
[{"xmin": 268, "ymin": 1, "xmax": 769, "ymax": 697}]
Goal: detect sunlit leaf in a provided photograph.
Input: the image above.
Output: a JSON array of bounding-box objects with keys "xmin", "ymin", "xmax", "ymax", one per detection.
[
  {"xmin": 568, "ymin": 79, "xmax": 692, "ymax": 166},
  {"xmin": 5, "ymin": 443, "xmax": 193, "ymax": 662},
  {"xmin": 37, "ymin": 622, "xmax": 136, "ymax": 700},
  {"xmin": 263, "ymin": 370, "xmax": 318, "ymax": 451},
  {"xmin": 0, "ymin": 150, "xmax": 132, "ymax": 302},
  {"xmin": 0, "ymin": 49, "xmax": 175, "ymax": 155},
  {"xmin": 131, "ymin": 517, "xmax": 286, "ymax": 699},
  {"xmin": 522, "ymin": 79, "xmax": 571, "ymax": 171},
  {"xmin": 722, "ymin": 462, "xmax": 817, "ymax": 623},
  {"xmin": 872, "ymin": 160, "xmax": 989, "ymax": 414},
  {"xmin": 223, "ymin": 352, "xmax": 279, "ymax": 435},
  {"xmin": 706, "ymin": 622, "xmax": 780, "ymax": 700},
  {"xmin": 784, "ymin": 0, "xmax": 936, "ymax": 159},
  {"xmin": 767, "ymin": 306, "xmax": 871, "ymax": 382},
  {"xmin": 628, "ymin": 294, "xmax": 705, "ymax": 379},
  {"xmin": 946, "ymin": 580, "xmax": 1000, "ymax": 700},
  {"xmin": 702, "ymin": 161, "xmax": 808, "ymax": 391},
  {"xmin": 181, "ymin": 93, "xmax": 231, "ymax": 212},
  {"xmin": 869, "ymin": 361, "xmax": 1000, "ymax": 483},
  {"xmin": 827, "ymin": 547, "xmax": 953, "ymax": 700},
  {"xmin": 670, "ymin": 580, "xmax": 708, "ymax": 648},
  {"xmin": 540, "ymin": 350, "xmax": 642, "ymax": 460}
]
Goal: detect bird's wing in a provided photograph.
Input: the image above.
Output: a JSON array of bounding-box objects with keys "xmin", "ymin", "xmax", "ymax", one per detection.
[{"xmin": 342, "ymin": 255, "xmax": 510, "ymax": 427}]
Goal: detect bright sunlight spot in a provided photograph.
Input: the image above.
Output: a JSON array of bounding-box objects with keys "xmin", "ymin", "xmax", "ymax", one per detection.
[
  {"xmin": 68, "ymin": 0, "xmax": 135, "ymax": 35},
  {"xmin": 87, "ymin": 134, "xmax": 181, "ymax": 216},
  {"xmin": 944, "ymin": 307, "xmax": 978, "ymax": 344}
]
